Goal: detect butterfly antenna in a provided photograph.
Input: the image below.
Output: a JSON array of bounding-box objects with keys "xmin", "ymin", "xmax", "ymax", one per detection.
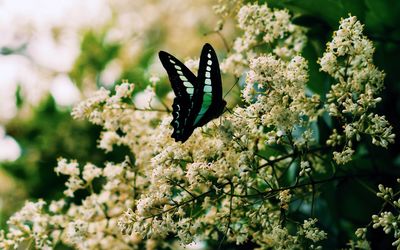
[
  {"xmin": 148, "ymin": 92, "xmax": 171, "ymax": 113},
  {"xmin": 223, "ymin": 106, "xmax": 233, "ymax": 115},
  {"xmin": 223, "ymin": 77, "xmax": 240, "ymax": 98},
  {"xmin": 159, "ymin": 98, "xmax": 172, "ymax": 113},
  {"xmin": 204, "ymin": 30, "xmax": 230, "ymax": 53},
  {"xmin": 216, "ymin": 31, "xmax": 230, "ymax": 53}
]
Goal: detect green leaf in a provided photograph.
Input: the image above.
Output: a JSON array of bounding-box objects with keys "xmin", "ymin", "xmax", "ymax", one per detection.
[{"xmin": 365, "ymin": 0, "xmax": 400, "ymax": 30}]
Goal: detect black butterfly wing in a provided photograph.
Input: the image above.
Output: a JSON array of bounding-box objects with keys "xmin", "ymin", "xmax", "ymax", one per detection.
[
  {"xmin": 192, "ymin": 43, "xmax": 226, "ymax": 128},
  {"xmin": 159, "ymin": 51, "xmax": 198, "ymax": 142}
]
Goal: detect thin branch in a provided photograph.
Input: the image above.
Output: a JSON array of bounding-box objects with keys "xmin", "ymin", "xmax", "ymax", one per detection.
[
  {"xmin": 308, "ymin": 173, "xmax": 316, "ymax": 217},
  {"xmin": 143, "ymin": 183, "xmax": 230, "ymax": 220},
  {"xmin": 224, "ymin": 173, "xmax": 378, "ymax": 199},
  {"xmin": 257, "ymin": 146, "xmax": 329, "ymax": 170},
  {"xmin": 167, "ymin": 178, "xmax": 196, "ymax": 199},
  {"xmin": 356, "ymin": 179, "xmax": 399, "ymax": 212},
  {"xmin": 218, "ymin": 181, "xmax": 234, "ymax": 249}
]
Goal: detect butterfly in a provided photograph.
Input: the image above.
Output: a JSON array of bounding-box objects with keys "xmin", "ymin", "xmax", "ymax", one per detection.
[{"xmin": 159, "ymin": 43, "xmax": 226, "ymax": 142}]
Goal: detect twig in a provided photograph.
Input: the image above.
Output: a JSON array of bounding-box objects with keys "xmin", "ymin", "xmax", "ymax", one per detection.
[
  {"xmin": 218, "ymin": 181, "xmax": 234, "ymax": 249},
  {"xmin": 143, "ymin": 183, "xmax": 230, "ymax": 220},
  {"xmin": 257, "ymin": 146, "xmax": 329, "ymax": 170}
]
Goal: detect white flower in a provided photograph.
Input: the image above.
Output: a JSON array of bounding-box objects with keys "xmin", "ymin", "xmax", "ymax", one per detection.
[
  {"xmin": 99, "ymin": 131, "xmax": 121, "ymax": 152},
  {"xmin": 114, "ymin": 82, "xmax": 135, "ymax": 99},
  {"xmin": 49, "ymin": 200, "xmax": 66, "ymax": 213},
  {"xmin": 64, "ymin": 176, "xmax": 85, "ymax": 197},
  {"xmin": 55, "ymin": 158, "xmax": 80, "ymax": 176},
  {"xmin": 82, "ymin": 163, "xmax": 102, "ymax": 182}
]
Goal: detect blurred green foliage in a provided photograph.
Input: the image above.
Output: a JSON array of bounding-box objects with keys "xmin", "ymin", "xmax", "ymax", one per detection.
[
  {"xmin": 3, "ymin": 97, "xmax": 131, "ymax": 201},
  {"xmin": 70, "ymin": 30, "xmax": 121, "ymax": 88}
]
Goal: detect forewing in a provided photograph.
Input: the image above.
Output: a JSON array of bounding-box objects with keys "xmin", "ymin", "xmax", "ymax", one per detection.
[
  {"xmin": 159, "ymin": 51, "xmax": 197, "ymax": 99},
  {"xmin": 192, "ymin": 43, "xmax": 226, "ymax": 127},
  {"xmin": 159, "ymin": 51, "xmax": 197, "ymax": 142}
]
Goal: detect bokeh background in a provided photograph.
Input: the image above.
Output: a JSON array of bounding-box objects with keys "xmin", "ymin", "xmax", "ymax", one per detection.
[{"xmin": 0, "ymin": 0, "xmax": 399, "ymax": 249}]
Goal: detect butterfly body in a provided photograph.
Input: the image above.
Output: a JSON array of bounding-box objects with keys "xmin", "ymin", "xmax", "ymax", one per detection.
[{"xmin": 159, "ymin": 43, "xmax": 226, "ymax": 142}]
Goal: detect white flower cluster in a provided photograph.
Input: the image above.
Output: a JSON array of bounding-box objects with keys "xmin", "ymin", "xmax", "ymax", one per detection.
[
  {"xmin": 71, "ymin": 87, "xmax": 111, "ymax": 124},
  {"xmin": 72, "ymin": 82, "xmax": 135, "ymax": 125},
  {"xmin": 72, "ymin": 81, "xmax": 163, "ymax": 165},
  {"xmin": 319, "ymin": 16, "xmax": 395, "ymax": 164},
  {"xmin": 301, "ymin": 219, "xmax": 328, "ymax": 243},
  {"xmin": 0, "ymin": 157, "xmax": 141, "ymax": 249},
  {"xmin": 346, "ymin": 180, "xmax": 400, "ymax": 249},
  {"xmin": 243, "ymin": 54, "xmax": 321, "ymax": 134},
  {"xmin": 346, "ymin": 227, "xmax": 371, "ymax": 249},
  {"xmin": 213, "ymin": 0, "xmax": 242, "ymax": 19},
  {"xmin": 220, "ymin": 3, "xmax": 307, "ymax": 76},
  {"xmin": 54, "ymin": 158, "xmax": 103, "ymax": 198},
  {"xmin": 117, "ymin": 12, "xmax": 392, "ymax": 250},
  {"xmin": 254, "ymin": 219, "xmax": 327, "ymax": 249},
  {"xmin": 118, "ymin": 96, "xmax": 326, "ymax": 248},
  {"xmin": 371, "ymin": 180, "xmax": 400, "ymax": 248},
  {"xmin": 0, "ymin": 200, "xmax": 51, "ymax": 249}
]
